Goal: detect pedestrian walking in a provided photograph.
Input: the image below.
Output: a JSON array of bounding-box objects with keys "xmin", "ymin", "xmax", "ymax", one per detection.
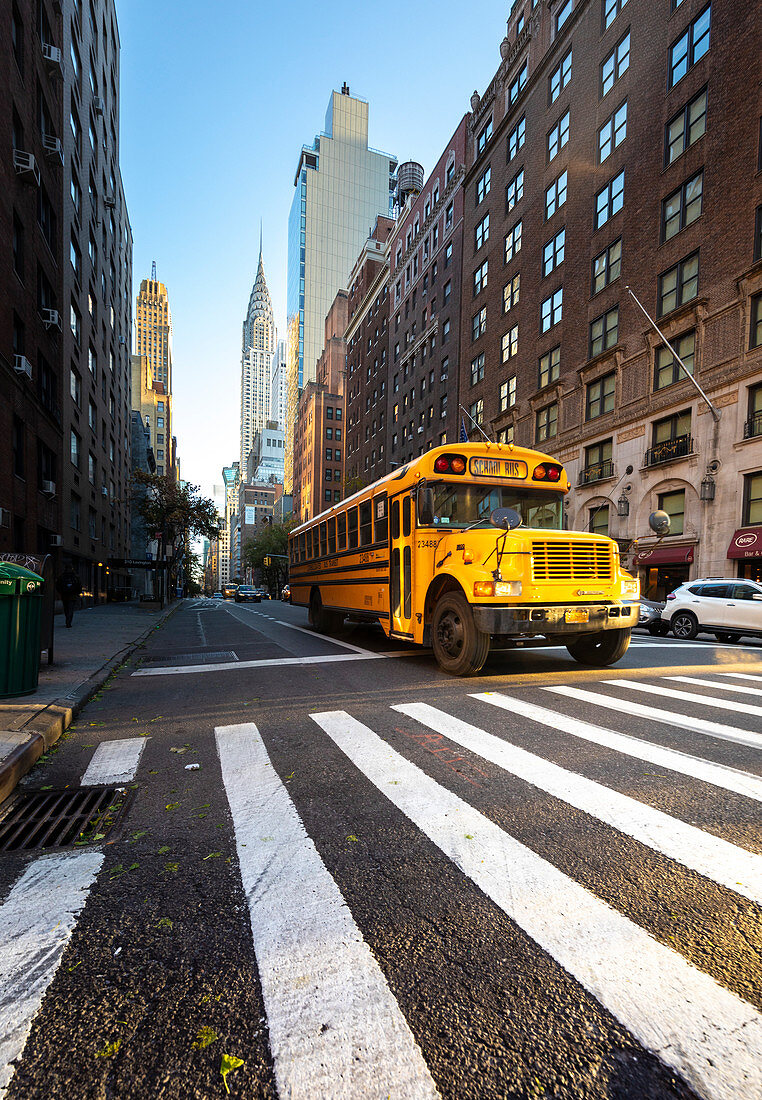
[{"xmin": 56, "ymin": 564, "xmax": 82, "ymax": 628}]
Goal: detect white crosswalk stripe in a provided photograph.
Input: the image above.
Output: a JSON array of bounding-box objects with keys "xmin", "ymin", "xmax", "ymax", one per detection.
[
  {"xmin": 215, "ymin": 722, "xmax": 440, "ymax": 1100},
  {"xmin": 310, "ymin": 709, "xmax": 762, "ymax": 1100},
  {"xmin": 607, "ymin": 678, "xmax": 762, "ymax": 718},
  {"xmin": 391, "ymin": 701, "xmax": 762, "ymax": 904},
  {"xmin": 544, "ymin": 684, "xmax": 762, "ymax": 749},
  {"xmin": 718, "ymin": 672, "xmax": 762, "ymax": 683},
  {"xmin": 665, "ymin": 676, "xmax": 762, "ymax": 697}
]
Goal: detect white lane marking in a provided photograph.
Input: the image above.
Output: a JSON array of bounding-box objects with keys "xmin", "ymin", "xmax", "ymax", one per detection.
[
  {"xmin": 473, "ymin": 693, "xmax": 762, "ymax": 802},
  {"xmin": 214, "ymin": 723, "xmax": 440, "ymax": 1100},
  {"xmin": 544, "ymin": 685, "xmax": 762, "ymax": 751},
  {"xmin": 197, "ymin": 612, "xmax": 208, "ymax": 647},
  {"xmin": 393, "ymin": 702, "xmax": 762, "ymax": 903},
  {"xmin": 718, "ymin": 672, "xmax": 762, "ymax": 683},
  {"xmin": 81, "ymin": 738, "xmax": 146, "ymax": 786},
  {"xmin": 0, "ymin": 852, "xmax": 103, "ymax": 1094},
  {"xmin": 311, "ymin": 710, "xmax": 762, "ymax": 1100},
  {"xmin": 132, "ymin": 651, "xmax": 391, "ymax": 677},
  {"xmin": 607, "ymin": 679, "xmax": 762, "ymax": 719},
  {"xmin": 229, "ymin": 604, "xmax": 377, "ymax": 654},
  {"xmin": 666, "ymin": 676, "xmax": 762, "ymax": 698}
]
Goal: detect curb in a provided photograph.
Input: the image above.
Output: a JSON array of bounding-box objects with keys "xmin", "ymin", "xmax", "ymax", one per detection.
[{"xmin": 0, "ymin": 602, "xmax": 179, "ymax": 806}]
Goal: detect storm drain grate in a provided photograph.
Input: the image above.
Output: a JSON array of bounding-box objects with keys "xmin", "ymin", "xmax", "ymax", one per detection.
[
  {"xmin": 142, "ymin": 650, "xmax": 238, "ymax": 667},
  {"xmin": 0, "ymin": 786, "xmax": 132, "ymax": 852}
]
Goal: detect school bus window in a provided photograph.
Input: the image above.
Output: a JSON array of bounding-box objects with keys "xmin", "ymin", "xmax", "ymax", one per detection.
[
  {"xmin": 312, "ymin": 527, "xmax": 319, "ymax": 559},
  {"xmin": 327, "ymin": 517, "xmax": 337, "ymax": 555},
  {"xmin": 360, "ymin": 500, "xmax": 373, "ymax": 546},
  {"xmin": 348, "ymin": 506, "xmax": 359, "ymax": 549},
  {"xmin": 374, "ymin": 494, "xmax": 388, "ymax": 542},
  {"xmin": 391, "ymin": 499, "xmax": 400, "ymax": 540},
  {"xmin": 403, "ymin": 494, "xmax": 412, "ymax": 537},
  {"xmin": 319, "ymin": 522, "xmax": 327, "ymax": 557},
  {"xmin": 337, "ymin": 512, "xmax": 347, "ymax": 550}
]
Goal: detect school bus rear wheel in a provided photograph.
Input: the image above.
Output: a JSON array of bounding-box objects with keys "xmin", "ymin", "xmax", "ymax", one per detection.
[
  {"xmin": 432, "ymin": 592, "xmax": 490, "ymax": 677},
  {"xmin": 309, "ymin": 588, "xmax": 343, "ymax": 634}
]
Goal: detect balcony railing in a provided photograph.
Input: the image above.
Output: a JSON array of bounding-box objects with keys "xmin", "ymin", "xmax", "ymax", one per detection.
[
  {"xmin": 744, "ymin": 412, "xmax": 762, "ymax": 439},
  {"xmin": 644, "ymin": 433, "xmax": 693, "ymax": 467},
  {"xmin": 579, "ymin": 459, "xmax": 614, "ymax": 485}
]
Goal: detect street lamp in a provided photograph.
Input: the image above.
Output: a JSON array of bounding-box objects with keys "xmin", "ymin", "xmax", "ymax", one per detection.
[
  {"xmin": 700, "ymin": 472, "xmax": 716, "ymax": 502},
  {"xmin": 617, "ymin": 492, "xmax": 630, "ymax": 517}
]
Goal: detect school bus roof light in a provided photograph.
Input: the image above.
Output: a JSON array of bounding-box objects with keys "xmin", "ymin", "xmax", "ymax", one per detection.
[
  {"xmin": 532, "ymin": 463, "xmax": 562, "ymax": 482},
  {"xmin": 433, "ymin": 454, "xmax": 467, "ymax": 475}
]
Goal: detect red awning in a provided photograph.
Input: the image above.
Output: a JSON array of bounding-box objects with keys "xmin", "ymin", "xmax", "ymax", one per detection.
[
  {"xmin": 727, "ymin": 527, "xmax": 762, "ymax": 559},
  {"xmin": 633, "ymin": 543, "xmax": 694, "ymax": 567}
]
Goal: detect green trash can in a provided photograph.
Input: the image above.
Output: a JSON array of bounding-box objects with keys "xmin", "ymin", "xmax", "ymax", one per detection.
[{"xmin": 0, "ymin": 563, "xmax": 45, "ymax": 697}]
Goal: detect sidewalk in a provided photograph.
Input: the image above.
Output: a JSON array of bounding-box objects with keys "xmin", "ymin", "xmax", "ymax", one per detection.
[{"xmin": 0, "ymin": 601, "xmax": 177, "ymax": 804}]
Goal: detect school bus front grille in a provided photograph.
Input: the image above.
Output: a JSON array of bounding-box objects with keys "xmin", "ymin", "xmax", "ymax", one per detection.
[{"xmin": 531, "ymin": 540, "xmax": 614, "ymax": 582}]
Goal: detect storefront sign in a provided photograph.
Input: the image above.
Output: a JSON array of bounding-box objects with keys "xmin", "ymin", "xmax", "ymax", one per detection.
[
  {"xmin": 632, "ymin": 544, "xmax": 694, "ymax": 566},
  {"xmin": 727, "ymin": 528, "xmax": 762, "ymax": 559}
]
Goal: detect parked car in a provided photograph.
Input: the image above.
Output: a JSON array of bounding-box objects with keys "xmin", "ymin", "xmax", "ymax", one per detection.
[
  {"xmin": 637, "ymin": 597, "xmax": 668, "ymax": 635},
  {"xmin": 281, "ymin": 584, "xmax": 291, "ymax": 602},
  {"xmin": 662, "ymin": 578, "xmax": 762, "ymax": 642},
  {"xmin": 235, "ymin": 585, "xmax": 261, "ymax": 603},
  {"xmin": 213, "ymin": 591, "xmax": 223, "ymax": 599}
]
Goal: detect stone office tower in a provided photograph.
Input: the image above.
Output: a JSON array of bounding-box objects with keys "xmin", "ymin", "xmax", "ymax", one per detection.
[
  {"xmin": 241, "ymin": 243, "xmax": 275, "ymax": 476},
  {"xmin": 134, "ymin": 272, "xmax": 175, "ymax": 478}
]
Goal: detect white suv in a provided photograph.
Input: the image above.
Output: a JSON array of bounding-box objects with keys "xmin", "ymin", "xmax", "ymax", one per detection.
[{"xmin": 663, "ymin": 578, "xmax": 762, "ymax": 642}]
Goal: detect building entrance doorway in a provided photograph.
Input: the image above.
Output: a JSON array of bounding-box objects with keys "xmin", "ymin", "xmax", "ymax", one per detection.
[{"xmin": 645, "ymin": 563, "xmax": 690, "ymax": 601}]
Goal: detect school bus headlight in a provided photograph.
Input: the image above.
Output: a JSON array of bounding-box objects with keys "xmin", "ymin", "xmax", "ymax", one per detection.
[
  {"xmin": 621, "ymin": 576, "xmax": 639, "ymax": 598},
  {"xmin": 495, "ymin": 581, "xmax": 521, "ymax": 598}
]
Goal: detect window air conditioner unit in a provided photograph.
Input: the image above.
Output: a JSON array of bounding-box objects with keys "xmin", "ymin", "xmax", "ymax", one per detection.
[
  {"xmin": 42, "ymin": 134, "xmax": 64, "ymax": 164},
  {"xmin": 41, "ymin": 43, "xmax": 62, "ymax": 69},
  {"xmin": 50, "ymin": 534, "xmax": 63, "ymax": 546},
  {"xmin": 41, "ymin": 308, "xmax": 61, "ymax": 330},
  {"xmin": 93, "ymin": 96, "xmax": 105, "ymax": 115},
  {"xmin": 13, "ymin": 150, "xmax": 40, "ymax": 186},
  {"xmin": 13, "ymin": 354, "xmax": 32, "ymax": 379},
  {"xmin": 42, "ymin": 480, "xmax": 56, "ymax": 496},
  {"xmin": 0, "ymin": 510, "xmax": 11, "ymax": 529}
]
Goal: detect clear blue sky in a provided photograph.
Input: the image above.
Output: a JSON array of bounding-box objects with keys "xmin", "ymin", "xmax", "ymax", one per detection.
[{"xmin": 119, "ymin": 0, "xmax": 510, "ymax": 503}]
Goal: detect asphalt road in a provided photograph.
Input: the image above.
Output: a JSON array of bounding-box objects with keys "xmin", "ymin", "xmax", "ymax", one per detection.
[{"xmin": 1, "ymin": 597, "xmax": 761, "ymax": 1100}]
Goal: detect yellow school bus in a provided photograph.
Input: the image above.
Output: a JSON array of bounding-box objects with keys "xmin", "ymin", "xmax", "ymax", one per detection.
[{"xmin": 288, "ymin": 442, "xmax": 639, "ymax": 675}]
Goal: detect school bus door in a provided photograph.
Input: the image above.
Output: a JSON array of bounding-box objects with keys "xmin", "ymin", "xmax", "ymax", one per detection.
[{"xmin": 390, "ymin": 492, "xmax": 415, "ymax": 639}]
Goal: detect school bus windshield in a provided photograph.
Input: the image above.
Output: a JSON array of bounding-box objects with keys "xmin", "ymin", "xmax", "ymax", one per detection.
[{"xmin": 430, "ymin": 483, "xmax": 564, "ymax": 530}]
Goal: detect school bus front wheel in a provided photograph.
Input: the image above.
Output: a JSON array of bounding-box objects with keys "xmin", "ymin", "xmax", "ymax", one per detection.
[
  {"xmin": 565, "ymin": 627, "xmax": 631, "ymax": 667},
  {"xmin": 431, "ymin": 591, "xmax": 490, "ymax": 677}
]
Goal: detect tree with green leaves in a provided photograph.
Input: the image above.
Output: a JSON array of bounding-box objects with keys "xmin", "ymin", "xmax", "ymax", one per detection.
[
  {"xmin": 131, "ymin": 472, "xmax": 219, "ymax": 598},
  {"xmin": 242, "ymin": 521, "xmax": 293, "ymax": 595}
]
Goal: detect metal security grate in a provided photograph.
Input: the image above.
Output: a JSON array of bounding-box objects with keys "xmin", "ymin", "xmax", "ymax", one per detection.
[
  {"xmin": 0, "ymin": 786, "xmax": 130, "ymax": 852},
  {"xmin": 531, "ymin": 540, "xmax": 613, "ymax": 582},
  {"xmin": 142, "ymin": 650, "xmax": 238, "ymax": 667}
]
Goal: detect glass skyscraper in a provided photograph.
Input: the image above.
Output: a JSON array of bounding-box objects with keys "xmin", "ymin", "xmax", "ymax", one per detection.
[{"xmin": 284, "ymin": 86, "xmax": 396, "ymax": 490}]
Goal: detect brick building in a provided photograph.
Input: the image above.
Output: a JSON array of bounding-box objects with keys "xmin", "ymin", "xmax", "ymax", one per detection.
[
  {"xmin": 461, "ymin": 0, "xmax": 762, "ymax": 597},
  {"xmin": 293, "ymin": 290, "xmax": 348, "ymax": 521}
]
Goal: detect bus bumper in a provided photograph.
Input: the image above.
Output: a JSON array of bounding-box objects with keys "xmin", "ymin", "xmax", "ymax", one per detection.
[{"xmin": 472, "ymin": 603, "xmax": 636, "ymax": 635}]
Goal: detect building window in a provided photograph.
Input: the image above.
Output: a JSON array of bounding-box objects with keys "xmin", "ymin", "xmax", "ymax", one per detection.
[
  {"xmin": 750, "ymin": 293, "xmax": 762, "ymax": 350},
  {"xmin": 443, "ymin": 279, "xmax": 451, "ymax": 304},
  {"xmin": 536, "ymin": 403, "xmax": 558, "ymax": 442},
  {"xmin": 542, "ymin": 228, "xmax": 565, "ymax": 277},
  {"xmin": 70, "ymin": 368, "xmax": 81, "ymax": 406},
  {"xmin": 469, "ymin": 399, "xmax": 484, "ymax": 426},
  {"xmin": 583, "ymin": 439, "xmax": 614, "ymax": 484},
  {"xmin": 658, "ymin": 489, "xmax": 685, "ymax": 536},
  {"xmin": 601, "ymin": 30, "xmax": 630, "ymax": 97},
  {"xmin": 556, "ymin": 0, "xmax": 573, "ymax": 31},
  {"xmin": 539, "ymin": 346, "xmax": 561, "ymax": 388},
  {"xmin": 549, "ymin": 47, "xmax": 572, "ymax": 104},
  {"xmin": 502, "ymin": 325, "xmax": 519, "ymax": 362},
  {"xmin": 598, "ymin": 101, "xmax": 627, "ymax": 161},
  {"xmin": 477, "ymin": 117, "xmax": 493, "ymax": 156},
  {"xmin": 474, "ymin": 260, "xmax": 488, "ymax": 296},
  {"xmin": 472, "ymin": 307, "xmax": 487, "ymax": 341},
  {"xmin": 658, "ymin": 252, "xmax": 699, "ymax": 316},
  {"xmin": 475, "ymin": 213, "xmax": 489, "ymax": 251},
  {"xmin": 647, "ymin": 409, "xmax": 692, "ymax": 465},
  {"xmin": 509, "ymin": 61, "xmax": 528, "ymax": 105},
  {"xmin": 603, "ymin": 0, "xmax": 629, "ymax": 31},
  {"xmin": 586, "ymin": 370, "xmax": 616, "ymax": 418},
  {"xmin": 589, "ymin": 504, "xmax": 609, "ymax": 536},
  {"xmin": 507, "ymin": 115, "xmax": 526, "ymax": 162},
  {"xmin": 504, "ymin": 220, "xmax": 522, "ymax": 264},
  {"xmin": 445, "ymin": 242, "xmax": 452, "ymax": 267},
  {"xmin": 503, "ymin": 273, "xmax": 521, "ymax": 313},
  {"xmin": 547, "ymin": 109, "xmax": 570, "ymax": 162},
  {"xmin": 662, "ymin": 170, "xmax": 703, "ymax": 241},
  {"xmin": 70, "ymin": 430, "xmax": 80, "ymax": 468},
  {"xmin": 669, "ymin": 5, "xmax": 710, "ymax": 88},
  {"xmin": 476, "ymin": 165, "xmax": 491, "ymax": 204},
  {"xmin": 500, "ymin": 376, "xmax": 517, "ymax": 411},
  {"xmin": 445, "ymin": 202, "xmax": 453, "ymax": 230},
  {"xmin": 755, "ymin": 205, "xmax": 762, "ymax": 263},
  {"xmin": 441, "ymin": 319, "xmax": 451, "ymax": 344},
  {"xmin": 70, "ymin": 301, "xmax": 81, "ymax": 344},
  {"xmin": 541, "ymin": 288, "xmax": 563, "ymax": 333},
  {"xmin": 545, "ymin": 169, "xmax": 567, "ymax": 219},
  {"xmin": 665, "ymin": 88, "xmax": 707, "ymax": 165},
  {"xmin": 654, "ymin": 331, "xmax": 695, "ymax": 390},
  {"xmin": 595, "ymin": 170, "xmax": 624, "ymax": 228},
  {"xmin": 506, "ymin": 168, "xmax": 524, "ymax": 213},
  {"xmin": 592, "ymin": 238, "xmax": 622, "ymax": 294},
  {"xmin": 743, "ymin": 471, "xmax": 762, "ymax": 526},
  {"xmin": 590, "ymin": 307, "xmax": 619, "ymax": 358},
  {"xmin": 471, "ymin": 352, "xmax": 485, "ymax": 386}
]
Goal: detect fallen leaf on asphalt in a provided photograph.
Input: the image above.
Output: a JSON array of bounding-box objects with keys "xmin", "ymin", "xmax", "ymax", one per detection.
[
  {"xmin": 68, "ymin": 960, "xmax": 82, "ymax": 972},
  {"xmin": 40, "ymin": 785, "xmax": 52, "ymax": 791},
  {"xmin": 170, "ymin": 747, "xmax": 187, "ymax": 754},
  {"xmin": 158, "ymin": 846, "xmax": 170, "ymax": 854},
  {"xmin": 149, "ymin": 716, "xmax": 164, "ymax": 723},
  {"xmin": 95, "ymin": 1039, "xmax": 121, "ymax": 1058},
  {"xmin": 192, "ymin": 1026, "xmax": 218, "ymax": 1049},
  {"xmin": 131, "ymin": 831, "xmax": 148, "ymax": 840},
  {"xmin": 165, "ymin": 802, "xmax": 179, "ymax": 811},
  {"xmin": 91, "ymin": 833, "xmax": 106, "ymax": 842},
  {"xmin": 164, "ymin": 862, "xmax": 179, "ymax": 873},
  {"xmin": 220, "ymin": 1054, "xmax": 244, "ymax": 1093},
  {"xmin": 88, "ymin": 722, "xmax": 106, "ymax": 727},
  {"xmin": 203, "ymin": 852, "xmax": 221, "ymax": 860},
  {"xmin": 156, "ymin": 917, "xmax": 173, "ymax": 930},
  {"xmin": 347, "ymin": 835, "xmax": 359, "ymax": 843}
]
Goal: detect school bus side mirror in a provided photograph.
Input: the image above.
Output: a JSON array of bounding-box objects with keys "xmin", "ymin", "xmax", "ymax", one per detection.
[
  {"xmin": 490, "ymin": 507, "xmax": 522, "ymax": 531},
  {"xmin": 417, "ymin": 487, "xmax": 435, "ymax": 526}
]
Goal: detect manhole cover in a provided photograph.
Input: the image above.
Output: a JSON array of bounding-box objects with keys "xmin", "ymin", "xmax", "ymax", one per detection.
[
  {"xmin": 142, "ymin": 650, "xmax": 238, "ymax": 667},
  {"xmin": 0, "ymin": 786, "xmax": 132, "ymax": 852}
]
